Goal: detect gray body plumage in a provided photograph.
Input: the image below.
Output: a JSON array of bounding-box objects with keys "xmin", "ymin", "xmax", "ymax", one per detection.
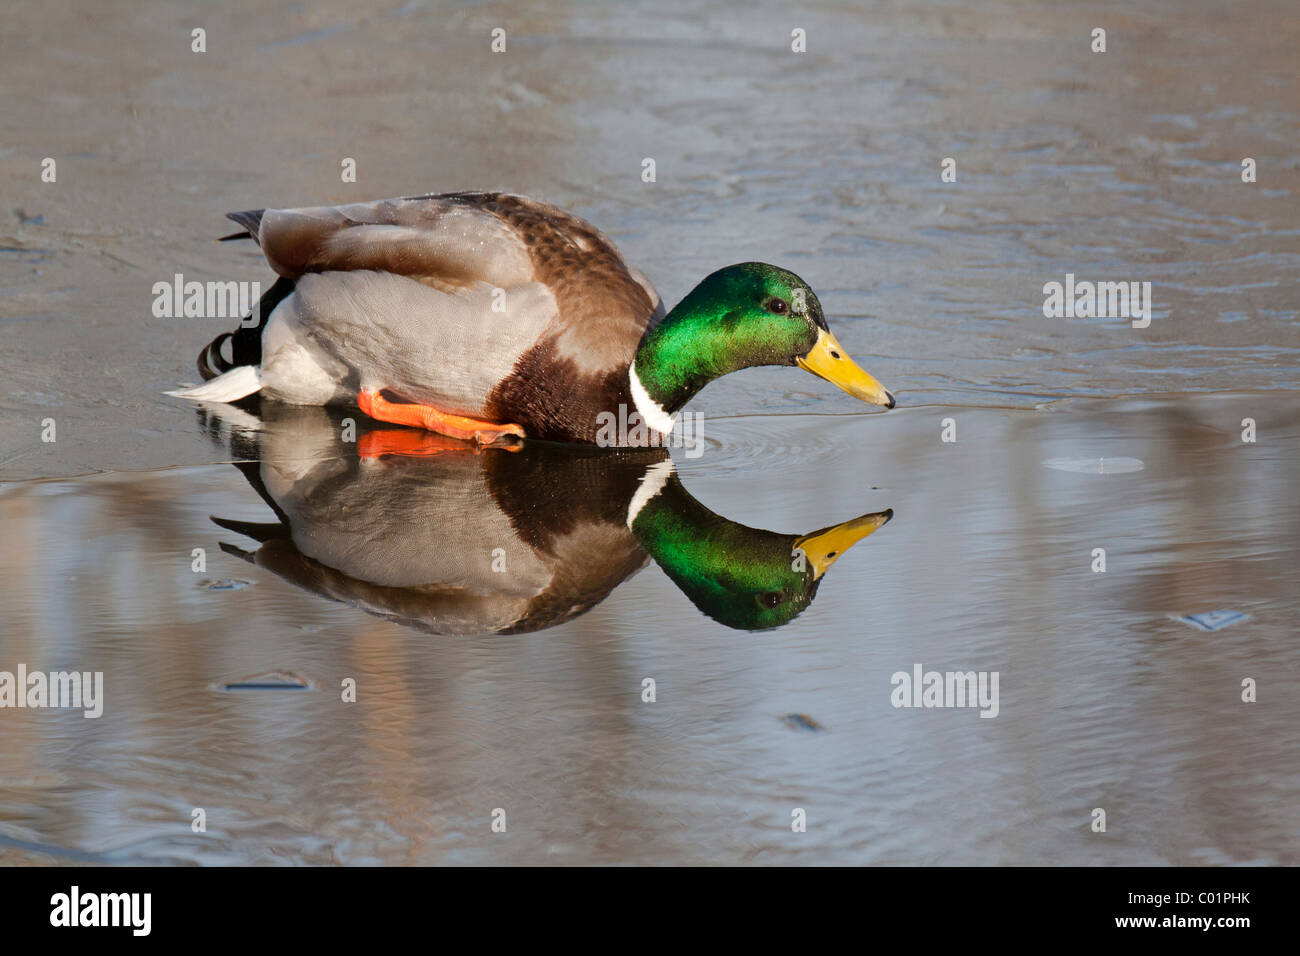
[{"xmin": 181, "ymin": 193, "xmax": 666, "ymax": 441}]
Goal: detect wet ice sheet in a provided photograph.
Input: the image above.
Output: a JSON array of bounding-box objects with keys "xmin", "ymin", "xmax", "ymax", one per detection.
[
  {"xmin": 0, "ymin": 0, "xmax": 1298, "ymax": 867},
  {"xmin": 1043, "ymin": 457, "xmax": 1145, "ymax": 474},
  {"xmin": 0, "ymin": 394, "xmax": 1296, "ymax": 865},
  {"xmin": 1, "ymin": 0, "xmax": 1299, "ymax": 478},
  {"xmin": 1171, "ymin": 610, "xmax": 1252, "ymax": 632}
]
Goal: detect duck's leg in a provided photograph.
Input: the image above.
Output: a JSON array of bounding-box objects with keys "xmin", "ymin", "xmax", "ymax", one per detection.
[{"xmin": 357, "ymin": 389, "xmax": 526, "ymax": 445}]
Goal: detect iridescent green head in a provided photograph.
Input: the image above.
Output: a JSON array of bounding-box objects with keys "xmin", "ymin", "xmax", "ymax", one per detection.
[{"xmin": 632, "ymin": 262, "xmax": 895, "ymax": 415}]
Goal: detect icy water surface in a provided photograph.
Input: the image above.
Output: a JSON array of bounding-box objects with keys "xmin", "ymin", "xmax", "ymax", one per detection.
[
  {"xmin": 2, "ymin": 0, "xmax": 1298, "ymax": 478},
  {"xmin": 0, "ymin": 394, "xmax": 1297, "ymax": 865},
  {"xmin": 0, "ymin": 0, "xmax": 1298, "ymax": 864}
]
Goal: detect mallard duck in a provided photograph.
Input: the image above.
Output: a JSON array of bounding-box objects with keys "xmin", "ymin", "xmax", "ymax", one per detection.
[
  {"xmin": 206, "ymin": 404, "xmax": 893, "ymax": 633},
  {"xmin": 170, "ymin": 192, "xmax": 895, "ymax": 444}
]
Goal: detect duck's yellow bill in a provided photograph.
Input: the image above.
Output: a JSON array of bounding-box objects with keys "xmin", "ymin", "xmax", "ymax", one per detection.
[
  {"xmin": 797, "ymin": 328, "xmax": 895, "ymax": 408},
  {"xmin": 794, "ymin": 508, "xmax": 893, "ymax": 580}
]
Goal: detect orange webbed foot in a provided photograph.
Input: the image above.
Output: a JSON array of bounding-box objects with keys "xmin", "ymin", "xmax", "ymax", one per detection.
[{"xmin": 357, "ymin": 389, "xmax": 526, "ymax": 446}]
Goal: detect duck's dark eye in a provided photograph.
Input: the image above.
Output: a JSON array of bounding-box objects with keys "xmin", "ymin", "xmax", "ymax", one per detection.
[
  {"xmin": 766, "ymin": 298, "xmax": 789, "ymax": 315},
  {"xmin": 759, "ymin": 590, "xmax": 784, "ymax": 608}
]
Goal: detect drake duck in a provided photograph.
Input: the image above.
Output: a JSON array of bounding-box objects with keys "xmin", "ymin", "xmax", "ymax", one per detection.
[
  {"xmin": 206, "ymin": 403, "xmax": 893, "ymax": 634},
  {"xmin": 171, "ymin": 192, "xmax": 895, "ymax": 444}
]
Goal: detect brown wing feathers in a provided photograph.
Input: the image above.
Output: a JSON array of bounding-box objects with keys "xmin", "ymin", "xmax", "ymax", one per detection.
[
  {"xmin": 203, "ymin": 194, "xmax": 660, "ymax": 439},
  {"xmin": 218, "ymin": 208, "xmax": 266, "ymax": 243}
]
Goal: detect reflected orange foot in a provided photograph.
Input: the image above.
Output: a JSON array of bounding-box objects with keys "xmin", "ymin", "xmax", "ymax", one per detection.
[
  {"xmin": 357, "ymin": 389, "xmax": 526, "ymax": 445},
  {"xmin": 358, "ymin": 429, "xmax": 477, "ymax": 461}
]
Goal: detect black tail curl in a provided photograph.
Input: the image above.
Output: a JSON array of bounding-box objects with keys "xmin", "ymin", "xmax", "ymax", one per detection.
[{"xmin": 196, "ymin": 276, "xmax": 295, "ymax": 380}]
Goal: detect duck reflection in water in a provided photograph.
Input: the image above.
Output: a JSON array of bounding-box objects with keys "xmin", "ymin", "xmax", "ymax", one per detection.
[{"xmin": 201, "ymin": 404, "xmax": 893, "ymax": 634}]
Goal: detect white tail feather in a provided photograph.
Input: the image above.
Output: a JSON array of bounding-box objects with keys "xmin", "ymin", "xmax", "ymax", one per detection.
[{"xmin": 166, "ymin": 365, "xmax": 263, "ymax": 403}]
